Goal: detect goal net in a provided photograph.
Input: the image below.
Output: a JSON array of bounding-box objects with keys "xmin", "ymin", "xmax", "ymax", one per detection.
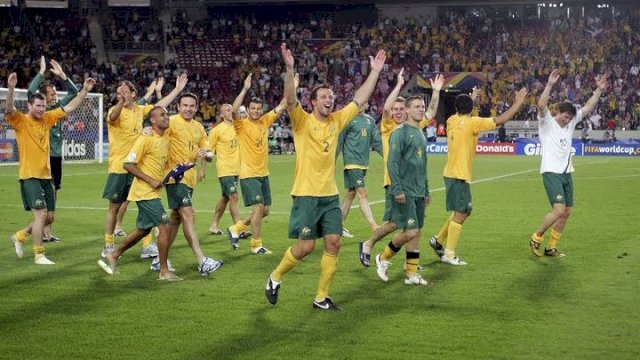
[{"xmin": 0, "ymin": 87, "xmax": 104, "ymax": 165}]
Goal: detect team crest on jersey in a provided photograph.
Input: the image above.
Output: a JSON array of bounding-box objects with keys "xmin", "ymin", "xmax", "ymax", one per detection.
[
  {"xmin": 408, "ymin": 218, "xmax": 416, "ymax": 226},
  {"xmin": 361, "ymin": 128, "xmax": 368, "ymax": 137},
  {"xmin": 302, "ymin": 226, "xmax": 311, "ymax": 236},
  {"xmin": 416, "ymin": 148, "xmax": 423, "ymax": 158}
]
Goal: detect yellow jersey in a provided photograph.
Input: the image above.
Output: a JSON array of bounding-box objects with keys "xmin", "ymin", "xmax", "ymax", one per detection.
[
  {"xmin": 126, "ymin": 132, "xmax": 169, "ymax": 201},
  {"xmin": 207, "ymin": 121, "xmax": 239, "ymax": 177},
  {"xmin": 289, "ymin": 102, "xmax": 359, "ymax": 196},
  {"xmin": 106, "ymin": 104, "xmax": 153, "ymax": 174},
  {"xmin": 6, "ymin": 108, "xmax": 66, "ymax": 180},
  {"xmin": 235, "ymin": 110, "xmax": 279, "ymax": 179},
  {"xmin": 166, "ymin": 114, "xmax": 209, "ymax": 188},
  {"xmin": 443, "ymin": 114, "xmax": 495, "ymax": 182}
]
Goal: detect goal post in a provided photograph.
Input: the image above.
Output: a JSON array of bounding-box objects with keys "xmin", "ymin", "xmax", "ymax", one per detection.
[{"xmin": 0, "ymin": 87, "xmax": 104, "ymax": 165}]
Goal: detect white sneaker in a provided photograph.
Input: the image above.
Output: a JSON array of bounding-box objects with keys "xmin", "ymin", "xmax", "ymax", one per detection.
[
  {"xmin": 113, "ymin": 229, "xmax": 127, "ymax": 237},
  {"xmin": 150, "ymin": 257, "xmax": 175, "ymax": 272},
  {"xmin": 441, "ymin": 254, "xmax": 467, "ymax": 266},
  {"xmin": 34, "ymin": 253, "xmax": 55, "ymax": 265},
  {"xmin": 140, "ymin": 243, "xmax": 159, "ymax": 258},
  {"xmin": 404, "ymin": 274, "xmax": 430, "ymax": 286},
  {"xmin": 101, "ymin": 244, "xmax": 116, "ymax": 258},
  {"xmin": 251, "ymin": 246, "xmax": 272, "ymax": 255},
  {"xmin": 375, "ymin": 254, "xmax": 391, "ymax": 282},
  {"xmin": 10, "ymin": 234, "xmax": 24, "ymax": 259},
  {"xmin": 198, "ymin": 257, "xmax": 223, "ymax": 276},
  {"xmin": 342, "ymin": 228, "xmax": 354, "ymax": 238}
]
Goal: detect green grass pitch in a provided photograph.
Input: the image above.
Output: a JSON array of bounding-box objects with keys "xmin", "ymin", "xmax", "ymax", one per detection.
[{"xmin": 0, "ymin": 154, "xmax": 638, "ymax": 359}]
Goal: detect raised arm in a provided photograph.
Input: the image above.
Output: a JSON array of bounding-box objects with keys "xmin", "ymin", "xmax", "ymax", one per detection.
[
  {"xmin": 154, "ymin": 77, "xmax": 164, "ymax": 100},
  {"xmin": 580, "ymin": 74, "xmax": 608, "ymax": 114},
  {"xmin": 273, "ymin": 97, "xmax": 288, "ymax": 117},
  {"xmin": 6, "ymin": 73, "xmax": 17, "ymax": 115},
  {"xmin": 109, "ymin": 84, "xmax": 126, "ymax": 122},
  {"xmin": 495, "ymin": 87, "xmax": 528, "ymax": 126},
  {"xmin": 155, "ymin": 73, "xmax": 188, "ymax": 109},
  {"xmin": 51, "ymin": 59, "xmax": 79, "ymax": 106},
  {"xmin": 353, "ymin": 50, "xmax": 386, "ymax": 107},
  {"xmin": 27, "ymin": 56, "xmax": 46, "ymax": 97},
  {"xmin": 139, "ymin": 79, "xmax": 158, "ymax": 104},
  {"xmin": 538, "ymin": 69, "xmax": 560, "ymax": 116},
  {"xmin": 62, "ymin": 78, "xmax": 96, "ymax": 113},
  {"xmin": 232, "ymin": 73, "xmax": 252, "ymax": 114},
  {"xmin": 383, "ymin": 68, "xmax": 405, "ymax": 119},
  {"xmin": 425, "ymin": 73, "xmax": 444, "ymax": 119},
  {"xmin": 281, "ymin": 43, "xmax": 297, "ymax": 110}
]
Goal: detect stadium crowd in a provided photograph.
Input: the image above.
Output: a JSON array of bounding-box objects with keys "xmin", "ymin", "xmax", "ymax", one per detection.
[{"xmin": 1, "ymin": 5, "xmax": 639, "ymax": 132}]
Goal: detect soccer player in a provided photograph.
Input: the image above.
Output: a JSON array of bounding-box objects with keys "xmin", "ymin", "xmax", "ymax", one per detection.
[
  {"xmin": 529, "ymin": 70, "xmax": 608, "ymax": 257},
  {"xmin": 200, "ymin": 103, "xmax": 242, "ymax": 241},
  {"xmin": 429, "ymin": 87, "xmax": 528, "ymax": 265},
  {"xmin": 358, "ymin": 69, "xmax": 444, "ymax": 267},
  {"xmin": 101, "ymin": 74, "xmax": 187, "ymax": 258},
  {"xmin": 98, "ymin": 106, "xmax": 181, "ymax": 281},
  {"xmin": 264, "ymin": 43, "xmax": 386, "ymax": 310},
  {"xmin": 226, "ymin": 73, "xmax": 288, "ymax": 254},
  {"xmin": 27, "ymin": 56, "xmax": 78, "ymax": 243},
  {"xmin": 7, "ymin": 72, "xmax": 95, "ymax": 265},
  {"xmin": 337, "ymin": 103, "xmax": 382, "ymax": 238},
  {"xmin": 374, "ymin": 95, "xmax": 432, "ymax": 286},
  {"xmin": 165, "ymin": 92, "xmax": 223, "ymax": 275}
]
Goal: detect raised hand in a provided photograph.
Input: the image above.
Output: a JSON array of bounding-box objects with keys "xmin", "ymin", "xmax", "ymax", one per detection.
[
  {"xmin": 470, "ymin": 86, "xmax": 481, "ymax": 101},
  {"xmin": 547, "ymin": 69, "xmax": 560, "ymax": 86},
  {"xmin": 243, "ymin": 73, "xmax": 253, "ymax": 90},
  {"xmin": 396, "ymin": 68, "xmax": 405, "ymax": 86},
  {"xmin": 430, "ymin": 73, "xmax": 445, "ymax": 92},
  {"xmin": 50, "ymin": 60, "xmax": 67, "ymax": 79},
  {"xmin": 39, "ymin": 56, "xmax": 46, "ymax": 75},
  {"xmin": 175, "ymin": 73, "xmax": 188, "ymax": 92},
  {"xmin": 155, "ymin": 77, "xmax": 165, "ymax": 93},
  {"xmin": 514, "ymin": 87, "xmax": 528, "ymax": 105},
  {"xmin": 146, "ymin": 79, "xmax": 158, "ymax": 93},
  {"xmin": 369, "ymin": 49, "xmax": 387, "ymax": 73},
  {"xmin": 7, "ymin": 72, "xmax": 17, "ymax": 88},
  {"xmin": 83, "ymin": 78, "xmax": 96, "ymax": 92},
  {"xmin": 595, "ymin": 73, "xmax": 609, "ymax": 91},
  {"xmin": 116, "ymin": 83, "xmax": 126, "ymax": 103},
  {"xmin": 280, "ymin": 43, "xmax": 294, "ymax": 69}
]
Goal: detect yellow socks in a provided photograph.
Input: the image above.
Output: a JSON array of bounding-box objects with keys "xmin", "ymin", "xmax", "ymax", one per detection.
[
  {"xmin": 315, "ymin": 252, "xmax": 338, "ymax": 301},
  {"xmin": 405, "ymin": 251, "xmax": 420, "ymax": 277},
  {"xmin": 141, "ymin": 233, "xmax": 152, "ymax": 248},
  {"xmin": 444, "ymin": 221, "xmax": 462, "ymax": 258},
  {"xmin": 437, "ymin": 214, "xmax": 454, "ymax": 244},
  {"xmin": 15, "ymin": 230, "xmax": 29, "ymax": 242},
  {"xmin": 272, "ymin": 247, "xmax": 300, "ymax": 282},
  {"xmin": 33, "ymin": 245, "xmax": 45, "ymax": 254},
  {"xmin": 234, "ymin": 221, "xmax": 248, "ymax": 233},
  {"xmin": 532, "ymin": 232, "xmax": 544, "ymax": 243},
  {"xmin": 548, "ymin": 229, "xmax": 562, "ymax": 249},
  {"xmin": 250, "ymin": 238, "xmax": 263, "ymax": 249},
  {"xmin": 104, "ymin": 234, "xmax": 114, "ymax": 246},
  {"xmin": 380, "ymin": 241, "xmax": 401, "ymax": 261}
]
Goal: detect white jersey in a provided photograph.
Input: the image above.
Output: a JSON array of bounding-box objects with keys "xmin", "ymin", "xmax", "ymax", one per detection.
[{"xmin": 538, "ymin": 108, "xmax": 582, "ymax": 174}]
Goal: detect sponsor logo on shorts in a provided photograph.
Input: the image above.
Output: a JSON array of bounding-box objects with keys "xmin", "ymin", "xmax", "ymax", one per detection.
[
  {"xmin": 182, "ymin": 197, "xmax": 189, "ymax": 204},
  {"xmin": 408, "ymin": 218, "xmax": 416, "ymax": 226},
  {"xmin": 556, "ymin": 194, "xmax": 564, "ymax": 201},
  {"xmin": 256, "ymin": 195, "xmax": 262, "ymax": 201},
  {"xmin": 302, "ymin": 226, "xmax": 311, "ymax": 236}
]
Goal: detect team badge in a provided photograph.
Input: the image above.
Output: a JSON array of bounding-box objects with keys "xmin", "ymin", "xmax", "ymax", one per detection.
[{"xmin": 302, "ymin": 226, "xmax": 311, "ymax": 236}]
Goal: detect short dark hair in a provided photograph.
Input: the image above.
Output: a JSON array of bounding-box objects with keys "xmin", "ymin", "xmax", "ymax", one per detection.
[
  {"xmin": 557, "ymin": 102, "xmax": 577, "ymax": 117},
  {"xmin": 454, "ymin": 94, "xmax": 473, "ymax": 115},
  {"xmin": 249, "ymin": 97, "xmax": 263, "ymax": 105},
  {"xmin": 405, "ymin": 95, "xmax": 424, "ymax": 108},
  {"xmin": 28, "ymin": 93, "xmax": 46, "ymax": 104},
  {"xmin": 178, "ymin": 92, "xmax": 199, "ymax": 105},
  {"xmin": 39, "ymin": 83, "xmax": 54, "ymax": 96},
  {"xmin": 310, "ymin": 84, "xmax": 332, "ymax": 101},
  {"xmin": 149, "ymin": 105, "xmax": 166, "ymax": 118}
]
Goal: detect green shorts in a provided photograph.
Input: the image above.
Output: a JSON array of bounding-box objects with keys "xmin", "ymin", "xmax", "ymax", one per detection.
[
  {"xmin": 166, "ymin": 183, "xmax": 193, "ymax": 209},
  {"xmin": 542, "ymin": 172, "xmax": 574, "ymax": 207},
  {"xmin": 288, "ymin": 195, "xmax": 342, "ymax": 240},
  {"xmin": 343, "ymin": 169, "xmax": 367, "ymax": 190},
  {"xmin": 444, "ymin": 177, "xmax": 472, "ymax": 213},
  {"xmin": 219, "ymin": 176, "xmax": 239, "ymax": 198},
  {"xmin": 382, "ymin": 186, "xmax": 394, "ymax": 222},
  {"xmin": 102, "ymin": 173, "xmax": 134, "ymax": 203},
  {"xmin": 135, "ymin": 199, "xmax": 170, "ymax": 230},
  {"xmin": 20, "ymin": 178, "xmax": 56, "ymax": 211},
  {"xmin": 390, "ymin": 195, "xmax": 426, "ymax": 230},
  {"xmin": 240, "ymin": 176, "xmax": 272, "ymax": 207}
]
